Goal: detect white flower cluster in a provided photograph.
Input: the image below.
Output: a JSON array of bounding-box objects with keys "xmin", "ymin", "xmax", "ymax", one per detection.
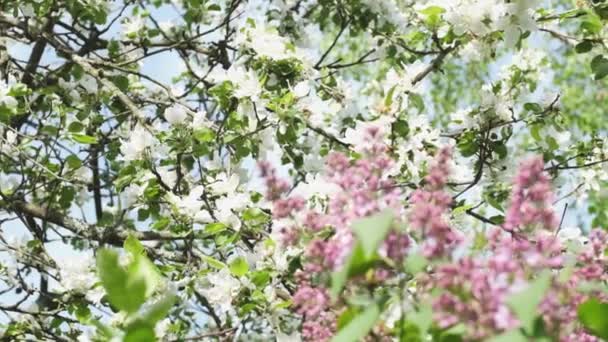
[
  {"xmin": 420, "ymin": 0, "xmax": 539, "ymax": 47},
  {"xmin": 56, "ymin": 254, "xmax": 105, "ymax": 303}
]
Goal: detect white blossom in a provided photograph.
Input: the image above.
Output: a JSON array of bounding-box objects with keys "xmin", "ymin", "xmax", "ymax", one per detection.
[
  {"xmin": 56, "ymin": 254, "xmax": 104, "ymax": 303},
  {"xmin": 168, "ymin": 185, "xmax": 206, "ymax": 218},
  {"xmin": 164, "ymin": 104, "xmax": 189, "ymax": 125},
  {"xmin": 157, "ymin": 165, "xmax": 177, "ymax": 188},
  {"xmin": 123, "ymin": 17, "xmax": 144, "ymax": 37},
  {"xmin": 79, "ymin": 74, "xmax": 98, "ymax": 94},
  {"xmin": 198, "ymin": 268, "xmax": 241, "ymax": 320},
  {"xmin": 210, "ymin": 65, "xmax": 262, "ymax": 100},
  {"xmin": 120, "ymin": 124, "xmax": 156, "ymax": 161},
  {"xmin": 209, "ymin": 173, "xmax": 240, "ymax": 195},
  {"xmin": 293, "ymin": 81, "xmax": 310, "ymax": 97},
  {"xmin": 216, "ymin": 192, "xmax": 249, "ymax": 230},
  {"xmin": 236, "ymin": 24, "xmax": 289, "ymax": 60},
  {"xmin": 557, "ymin": 226, "xmax": 587, "ymax": 245},
  {"xmin": 291, "ymin": 173, "xmax": 341, "ymax": 200},
  {"xmin": 0, "ymin": 82, "xmax": 18, "ymax": 108}
]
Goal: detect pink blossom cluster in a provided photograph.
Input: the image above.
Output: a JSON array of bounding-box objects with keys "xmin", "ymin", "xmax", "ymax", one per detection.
[
  {"xmin": 504, "ymin": 157, "xmax": 557, "ymax": 232},
  {"xmin": 259, "ymin": 126, "xmax": 406, "ymax": 341},
  {"xmin": 541, "ymin": 229, "xmax": 608, "ymax": 342},
  {"xmin": 259, "ymin": 162, "xmax": 335, "ymax": 341},
  {"xmin": 261, "ymin": 143, "xmax": 608, "ymax": 341},
  {"xmin": 409, "ymin": 147, "xmax": 462, "ymax": 258},
  {"xmin": 430, "ymin": 156, "xmax": 606, "ymax": 341},
  {"xmin": 430, "ymin": 228, "xmax": 564, "ymax": 339}
]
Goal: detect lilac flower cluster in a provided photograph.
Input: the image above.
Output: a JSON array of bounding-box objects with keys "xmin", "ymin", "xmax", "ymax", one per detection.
[
  {"xmin": 259, "ymin": 127, "xmax": 406, "ymax": 341},
  {"xmin": 430, "ymin": 156, "xmax": 606, "ymax": 340},
  {"xmin": 504, "ymin": 157, "xmax": 557, "ymax": 232},
  {"xmin": 261, "ymin": 143, "xmax": 608, "ymax": 341},
  {"xmin": 409, "ymin": 147, "xmax": 462, "ymax": 258}
]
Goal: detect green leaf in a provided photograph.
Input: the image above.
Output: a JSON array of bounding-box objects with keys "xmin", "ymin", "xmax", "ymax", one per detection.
[
  {"xmin": 205, "ymin": 222, "xmax": 227, "ymax": 234},
  {"xmin": 524, "ymin": 102, "xmax": 542, "ymax": 113},
  {"xmin": 8, "ymin": 83, "xmax": 29, "ymax": 97},
  {"xmin": 193, "ymin": 127, "xmax": 215, "ymax": 143},
  {"xmin": 331, "ymin": 303, "xmax": 381, "ymax": 342},
  {"xmin": 530, "ymin": 125, "xmax": 542, "ymax": 141},
  {"xmin": 124, "ymin": 235, "xmax": 146, "ymax": 256},
  {"xmin": 74, "ymin": 304, "xmax": 91, "ymax": 323},
  {"xmin": 229, "ymin": 257, "xmax": 249, "ymax": 277},
  {"xmin": 137, "ymin": 208, "xmax": 150, "ymax": 221},
  {"xmin": 486, "ymin": 330, "xmax": 527, "ymax": 342},
  {"xmin": 68, "ymin": 121, "xmax": 85, "ymax": 133},
  {"xmin": 575, "ymin": 40, "xmax": 593, "ymax": 54},
  {"xmin": 457, "ymin": 131, "xmax": 478, "ymax": 157},
  {"xmin": 90, "ymin": 319, "xmax": 116, "ymax": 340},
  {"xmin": 419, "ymin": 6, "xmax": 445, "ymax": 27},
  {"xmin": 112, "ymin": 75, "xmax": 130, "ymax": 92},
  {"xmin": 251, "ymin": 270, "xmax": 271, "ymax": 287},
  {"xmin": 404, "ymin": 253, "xmax": 428, "ymax": 275},
  {"xmin": 489, "ymin": 215, "xmax": 505, "ymax": 225},
  {"xmin": 66, "ymin": 155, "xmax": 82, "ymax": 169},
  {"xmin": 124, "ymin": 324, "xmax": 155, "ymax": 342},
  {"xmin": 128, "ymin": 252, "xmax": 162, "ymax": 299},
  {"xmin": 151, "ymin": 217, "xmax": 170, "ymax": 231},
  {"xmin": 337, "ymin": 307, "xmax": 359, "ymax": 330},
  {"xmin": 139, "ymin": 293, "xmax": 177, "ymax": 324},
  {"xmin": 494, "ymin": 142, "xmax": 507, "ymax": 159},
  {"xmin": 71, "ymin": 133, "xmax": 98, "ymax": 144},
  {"xmin": 384, "ymin": 85, "xmax": 397, "ymax": 107},
  {"xmin": 506, "ymin": 271, "xmax": 551, "ymax": 334},
  {"xmin": 96, "ymin": 247, "xmax": 162, "ymax": 314},
  {"xmin": 410, "ymin": 93, "xmax": 425, "ymax": 111},
  {"xmin": 577, "ymin": 298, "xmax": 608, "ymax": 339},
  {"xmin": 331, "ymin": 243, "xmax": 367, "ymax": 299},
  {"xmin": 591, "ymin": 55, "xmax": 608, "ymax": 80},
  {"xmin": 96, "ymin": 249, "xmax": 145, "ymax": 313},
  {"xmin": 351, "ymin": 209, "xmax": 394, "ymax": 257},
  {"xmin": 452, "ymin": 204, "xmax": 473, "ymax": 215},
  {"xmin": 408, "ymin": 303, "xmax": 433, "ymax": 335},
  {"xmin": 581, "ymin": 13, "xmax": 602, "ymax": 34},
  {"xmin": 420, "ymin": 6, "xmax": 445, "ymax": 16},
  {"xmin": 201, "ymin": 255, "xmax": 227, "ymax": 269},
  {"xmin": 392, "ymin": 119, "xmax": 409, "ymax": 137}
]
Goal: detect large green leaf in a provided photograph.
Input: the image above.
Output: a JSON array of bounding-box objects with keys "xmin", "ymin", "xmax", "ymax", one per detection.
[
  {"xmin": 96, "ymin": 248, "xmax": 162, "ymax": 314},
  {"xmin": 408, "ymin": 303, "xmax": 433, "ymax": 335},
  {"xmin": 506, "ymin": 271, "xmax": 551, "ymax": 334},
  {"xmin": 577, "ymin": 298, "xmax": 608, "ymax": 339},
  {"xmin": 486, "ymin": 330, "xmax": 527, "ymax": 342},
  {"xmin": 404, "ymin": 253, "xmax": 428, "ymax": 275},
  {"xmin": 124, "ymin": 235, "xmax": 145, "ymax": 256},
  {"xmin": 96, "ymin": 249, "xmax": 145, "ymax": 313},
  {"xmin": 330, "ymin": 243, "xmax": 368, "ymax": 299},
  {"xmin": 124, "ymin": 324, "xmax": 156, "ymax": 342},
  {"xmin": 128, "ymin": 252, "xmax": 162, "ymax": 299},
  {"xmin": 331, "ymin": 303, "xmax": 381, "ymax": 342},
  {"xmin": 141, "ymin": 293, "xmax": 176, "ymax": 325},
  {"xmin": 351, "ymin": 209, "xmax": 394, "ymax": 257}
]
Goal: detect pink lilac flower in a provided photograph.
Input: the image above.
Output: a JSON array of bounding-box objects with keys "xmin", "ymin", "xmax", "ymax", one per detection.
[
  {"xmin": 430, "ymin": 154, "xmax": 608, "ymax": 340},
  {"xmin": 540, "ymin": 229, "xmax": 608, "ymax": 341},
  {"xmin": 262, "ymin": 141, "xmax": 608, "ymax": 341},
  {"xmin": 292, "ymin": 285, "xmax": 331, "ymax": 318},
  {"xmin": 259, "ymin": 126, "xmax": 409, "ymax": 341},
  {"xmin": 409, "ymin": 147, "xmax": 461, "ymax": 258},
  {"xmin": 504, "ymin": 157, "xmax": 557, "ymax": 233}
]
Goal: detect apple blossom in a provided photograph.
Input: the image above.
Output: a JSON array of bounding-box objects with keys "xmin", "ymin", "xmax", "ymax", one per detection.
[{"xmin": 1, "ymin": 0, "xmax": 608, "ymax": 340}]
